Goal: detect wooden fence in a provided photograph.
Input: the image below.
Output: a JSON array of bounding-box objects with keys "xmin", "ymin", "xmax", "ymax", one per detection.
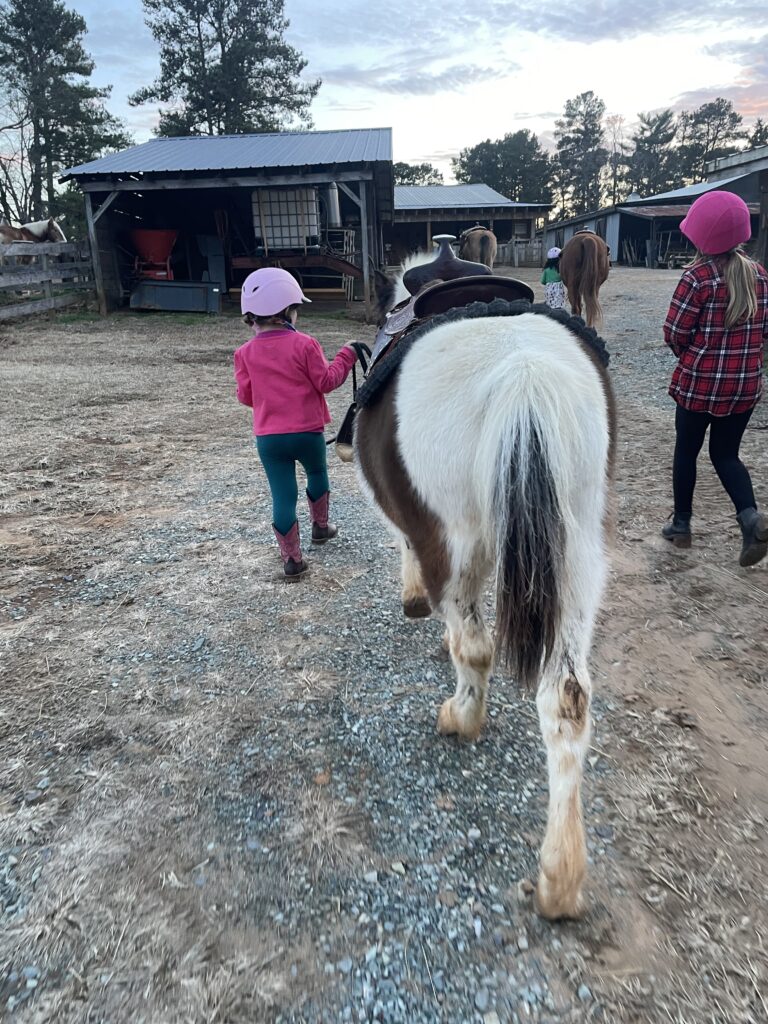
[{"xmin": 0, "ymin": 241, "xmax": 94, "ymax": 321}]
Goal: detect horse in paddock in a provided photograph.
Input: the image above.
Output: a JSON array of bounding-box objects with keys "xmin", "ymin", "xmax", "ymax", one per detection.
[
  {"xmin": 559, "ymin": 231, "xmax": 609, "ymax": 327},
  {"xmin": 0, "ymin": 217, "xmax": 67, "ymax": 244},
  {"xmin": 355, "ymin": 250, "xmax": 615, "ymax": 919},
  {"xmin": 458, "ymin": 225, "xmax": 497, "ymax": 269}
]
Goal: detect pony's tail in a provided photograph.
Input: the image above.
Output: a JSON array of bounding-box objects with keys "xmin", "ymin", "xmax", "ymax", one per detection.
[
  {"xmin": 581, "ymin": 238, "xmax": 603, "ymax": 326},
  {"xmin": 479, "ymin": 232, "xmax": 494, "ymax": 268},
  {"xmin": 494, "ymin": 415, "xmax": 565, "ymax": 687}
]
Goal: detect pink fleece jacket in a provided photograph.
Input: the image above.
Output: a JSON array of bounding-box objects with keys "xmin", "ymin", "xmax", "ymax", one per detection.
[{"xmin": 233, "ymin": 327, "xmax": 356, "ymax": 436}]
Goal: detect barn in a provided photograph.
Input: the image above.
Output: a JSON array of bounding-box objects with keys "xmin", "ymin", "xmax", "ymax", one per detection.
[
  {"xmin": 544, "ymin": 144, "xmax": 768, "ymax": 268},
  {"xmin": 387, "ymin": 184, "xmax": 550, "ymax": 266},
  {"xmin": 60, "ymin": 128, "xmax": 394, "ymax": 313}
]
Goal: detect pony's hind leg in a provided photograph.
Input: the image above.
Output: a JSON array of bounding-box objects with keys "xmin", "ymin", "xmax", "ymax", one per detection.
[
  {"xmin": 535, "ymin": 641, "xmax": 593, "ymax": 919},
  {"xmin": 436, "ymin": 543, "xmax": 492, "ymax": 741},
  {"xmin": 400, "ymin": 537, "xmax": 431, "ymax": 618}
]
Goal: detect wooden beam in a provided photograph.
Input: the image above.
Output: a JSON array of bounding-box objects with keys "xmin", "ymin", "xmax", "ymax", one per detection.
[
  {"xmin": 759, "ymin": 169, "xmax": 768, "ymax": 270},
  {"xmin": 336, "ymin": 181, "xmax": 360, "ymax": 208},
  {"xmin": 75, "ymin": 169, "xmax": 374, "ymax": 193},
  {"xmin": 84, "ymin": 192, "xmax": 107, "ymax": 315},
  {"xmin": 359, "ymin": 180, "xmax": 371, "ymax": 310},
  {"xmin": 0, "ymin": 292, "xmax": 88, "ymax": 321},
  {"xmin": 0, "ymin": 262, "xmax": 93, "ymax": 289},
  {"xmin": 92, "ymin": 190, "xmax": 119, "ymax": 225},
  {"xmin": 0, "ymin": 241, "xmax": 80, "ymax": 257}
]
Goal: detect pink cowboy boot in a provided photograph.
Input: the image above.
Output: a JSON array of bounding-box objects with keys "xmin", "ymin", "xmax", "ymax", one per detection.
[
  {"xmin": 273, "ymin": 521, "xmax": 308, "ymax": 580},
  {"xmin": 307, "ymin": 491, "xmax": 338, "ymax": 545}
]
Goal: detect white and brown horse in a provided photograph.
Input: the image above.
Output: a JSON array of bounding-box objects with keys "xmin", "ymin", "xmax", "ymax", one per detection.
[
  {"xmin": 0, "ymin": 217, "xmax": 67, "ymax": 245},
  {"xmin": 355, "ymin": 253, "xmax": 615, "ymax": 919},
  {"xmin": 458, "ymin": 225, "xmax": 497, "ymax": 269},
  {"xmin": 559, "ymin": 231, "xmax": 609, "ymax": 327}
]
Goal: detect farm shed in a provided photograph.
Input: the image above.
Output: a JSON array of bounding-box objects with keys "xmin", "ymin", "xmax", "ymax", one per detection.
[
  {"xmin": 387, "ymin": 184, "xmax": 550, "ymax": 266},
  {"xmin": 60, "ymin": 128, "xmax": 394, "ymax": 314},
  {"xmin": 544, "ymin": 172, "xmax": 761, "ymax": 268}
]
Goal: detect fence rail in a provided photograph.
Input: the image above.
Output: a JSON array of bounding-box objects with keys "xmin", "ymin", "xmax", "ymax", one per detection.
[{"xmin": 0, "ymin": 241, "xmax": 94, "ymax": 320}]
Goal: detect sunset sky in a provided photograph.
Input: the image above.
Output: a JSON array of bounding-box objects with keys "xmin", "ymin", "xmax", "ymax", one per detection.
[{"xmin": 75, "ymin": 0, "xmax": 768, "ymax": 179}]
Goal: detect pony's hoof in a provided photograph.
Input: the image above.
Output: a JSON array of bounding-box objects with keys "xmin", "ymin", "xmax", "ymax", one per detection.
[
  {"xmin": 403, "ymin": 595, "xmax": 431, "ymax": 618},
  {"xmin": 534, "ymin": 874, "xmax": 586, "ymax": 921},
  {"xmin": 436, "ymin": 698, "xmax": 484, "ymax": 741}
]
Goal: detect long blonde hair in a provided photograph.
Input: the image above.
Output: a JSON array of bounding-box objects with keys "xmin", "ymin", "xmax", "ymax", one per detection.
[{"xmin": 690, "ymin": 247, "xmax": 758, "ymax": 328}]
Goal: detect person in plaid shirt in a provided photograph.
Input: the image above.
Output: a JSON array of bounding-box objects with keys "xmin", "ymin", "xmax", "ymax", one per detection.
[{"xmin": 662, "ymin": 191, "xmax": 768, "ymax": 566}]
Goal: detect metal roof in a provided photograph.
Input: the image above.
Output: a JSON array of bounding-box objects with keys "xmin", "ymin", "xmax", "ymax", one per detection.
[
  {"xmin": 621, "ymin": 202, "xmax": 759, "ymax": 219},
  {"xmin": 61, "ymin": 128, "xmax": 392, "ymax": 180},
  {"xmin": 626, "ymin": 174, "xmax": 747, "ymax": 203},
  {"xmin": 394, "ymin": 184, "xmax": 549, "ymax": 210}
]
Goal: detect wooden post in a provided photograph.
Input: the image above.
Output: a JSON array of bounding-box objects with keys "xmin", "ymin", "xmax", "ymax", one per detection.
[
  {"xmin": 359, "ymin": 180, "xmax": 371, "ymax": 312},
  {"xmin": 759, "ymin": 169, "xmax": 768, "ymax": 269},
  {"xmin": 426, "ymin": 220, "xmax": 431, "ymax": 248},
  {"xmin": 84, "ymin": 192, "xmax": 107, "ymax": 315}
]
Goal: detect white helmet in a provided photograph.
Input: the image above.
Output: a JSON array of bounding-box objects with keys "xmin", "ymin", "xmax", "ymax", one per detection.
[
  {"xmin": 547, "ymin": 247, "xmax": 561, "ymax": 259},
  {"xmin": 241, "ymin": 267, "xmax": 311, "ymax": 316}
]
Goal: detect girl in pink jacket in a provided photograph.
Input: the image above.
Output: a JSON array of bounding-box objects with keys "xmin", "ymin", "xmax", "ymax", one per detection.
[{"xmin": 234, "ymin": 268, "xmax": 359, "ymax": 579}]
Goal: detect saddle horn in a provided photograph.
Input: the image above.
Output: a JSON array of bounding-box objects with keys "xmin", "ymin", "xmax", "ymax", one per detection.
[{"xmin": 402, "ymin": 234, "xmax": 492, "ymax": 296}]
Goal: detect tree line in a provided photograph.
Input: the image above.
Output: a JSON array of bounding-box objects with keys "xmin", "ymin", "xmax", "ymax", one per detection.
[
  {"xmin": 0, "ymin": 0, "xmax": 314, "ymax": 229},
  {"xmin": 1, "ymin": 1, "xmax": 765, "ymax": 232},
  {"xmin": 401, "ymin": 91, "xmax": 766, "ymax": 220}
]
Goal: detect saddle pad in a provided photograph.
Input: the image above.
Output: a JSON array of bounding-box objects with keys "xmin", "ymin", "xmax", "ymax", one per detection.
[{"xmin": 355, "ymin": 299, "xmax": 610, "ymax": 409}]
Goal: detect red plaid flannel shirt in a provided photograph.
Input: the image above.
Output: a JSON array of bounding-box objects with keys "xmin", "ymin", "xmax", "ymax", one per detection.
[{"xmin": 663, "ymin": 257, "xmax": 768, "ymax": 415}]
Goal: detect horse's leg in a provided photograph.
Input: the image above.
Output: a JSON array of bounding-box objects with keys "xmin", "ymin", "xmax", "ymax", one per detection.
[
  {"xmin": 567, "ymin": 280, "xmax": 582, "ymax": 319},
  {"xmin": 436, "ymin": 542, "xmax": 493, "ymax": 741},
  {"xmin": 400, "ymin": 537, "xmax": 431, "ymax": 618},
  {"xmin": 534, "ymin": 525, "xmax": 604, "ymax": 919}
]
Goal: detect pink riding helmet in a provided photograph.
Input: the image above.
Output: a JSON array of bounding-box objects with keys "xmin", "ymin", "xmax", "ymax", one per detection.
[
  {"xmin": 240, "ymin": 267, "xmax": 311, "ymax": 316},
  {"xmin": 680, "ymin": 191, "xmax": 752, "ymax": 255}
]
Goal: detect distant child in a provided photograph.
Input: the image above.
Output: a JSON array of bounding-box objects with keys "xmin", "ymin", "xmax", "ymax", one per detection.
[
  {"xmin": 233, "ymin": 268, "xmax": 362, "ymax": 580},
  {"xmin": 541, "ymin": 247, "xmax": 566, "ymax": 309},
  {"xmin": 661, "ymin": 191, "xmax": 768, "ymax": 566}
]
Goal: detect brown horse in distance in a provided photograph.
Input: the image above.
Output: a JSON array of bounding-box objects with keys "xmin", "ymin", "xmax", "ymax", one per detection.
[
  {"xmin": 0, "ymin": 217, "xmax": 67, "ymax": 245},
  {"xmin": 559, "ymin": 232, "xmax": 609, "ymax": 327},
  {"xmin": 458, "ymin": 225, "xmax": 497, "ymax": 269}
]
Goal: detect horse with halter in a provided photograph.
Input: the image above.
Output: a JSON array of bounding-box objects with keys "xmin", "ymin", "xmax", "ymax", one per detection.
[
  {"xmin": 558, "ymin": 230, "xmax": 609, "ymax": 327},
  {"xmin": 352, "ymin": 236, "xmax": 615, "ymax": 919},
  {"xmin": 0, "ymin": 217, "xmax": 67, "ymax": 244},
  {"xmin": 457, "ymin": 224, "xmax": 497, "ymax": 269}
]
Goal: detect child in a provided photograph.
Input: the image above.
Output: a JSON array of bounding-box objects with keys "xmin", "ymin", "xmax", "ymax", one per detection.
[
  {"xmin": 234, "ymin": 267, "xmax": 360, "ymax": 580},
  {"xmin": 541, "ymin": 247, "xmax": 566, "ymax": 309},
  {"xmin": 662, "ymin": 191, "xmax": 768, "ymax": 566}
]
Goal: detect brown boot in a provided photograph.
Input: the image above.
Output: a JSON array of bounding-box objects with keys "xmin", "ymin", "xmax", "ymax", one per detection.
[
  {"xmin": 273, "ymin": 522, "xmax": 308, "ymax": 580},
  {"xmin": 307, "ymin": 491, "xmax": 338, "ymax": 545},
  {"xmin": 736, "ymin": 507, "xmax": 768, "ymax": 567}
]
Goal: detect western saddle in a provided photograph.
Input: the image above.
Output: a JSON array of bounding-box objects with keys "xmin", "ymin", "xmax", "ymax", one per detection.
[{"xmin": 371, "ymin": 235, "xmax": 534, "ymax": 368}]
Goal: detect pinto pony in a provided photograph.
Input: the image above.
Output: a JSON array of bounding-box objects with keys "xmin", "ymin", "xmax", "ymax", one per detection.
[
  {"xmin": 0, "ymin": 217, "xmax": 67, "ymax": 245},
  {"xmin": 355, "ymin": 253, "xmax": 615, "ymax": 919},
  {"xmin": 458, "ymin": 225, "xmax": 497, "ymax": 269},
  {"xmin": 558, "ymin": 231, "xmax": 609, "ymax": 327}
]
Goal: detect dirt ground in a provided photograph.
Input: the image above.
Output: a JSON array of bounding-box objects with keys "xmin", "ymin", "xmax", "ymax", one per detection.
[{"xmin": 1, "ymin": 268, "xmax": 767, "ymax": 1023}]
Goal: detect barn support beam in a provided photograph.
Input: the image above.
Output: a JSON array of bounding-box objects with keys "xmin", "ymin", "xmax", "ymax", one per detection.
[
  {"xmin": 84, "ymin": 192, "xmax": 107, "ymax": 315},
  {"xmin": 337, "ymin": 181, "xmax": 372, "ymax": 311},
  {"xmin": 74, "ymin": 169, "xmax": 374, "ymax": 193},
  {"xmin": 759, "ymin": 169, "xmax": 768, "ymax": 270},
  {"xmin": 92, "ymin": 190, "xmax": 119, "ymax": 225}
]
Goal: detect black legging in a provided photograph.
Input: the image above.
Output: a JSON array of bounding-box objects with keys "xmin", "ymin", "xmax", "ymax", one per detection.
[{"xmin": 673, "ymin": 404, "xmax": 756, "ymax": 519}]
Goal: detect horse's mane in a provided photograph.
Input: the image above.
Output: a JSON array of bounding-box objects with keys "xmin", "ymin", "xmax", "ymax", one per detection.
[{"xmin": 391, "ymin": 250, "xmax": 436, "ymax": 306}]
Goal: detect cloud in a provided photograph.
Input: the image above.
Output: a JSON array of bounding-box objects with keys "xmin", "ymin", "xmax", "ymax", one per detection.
[
  {"xmin": 675, "ymin": 33, "xmax": 768, "ymax": 119},
  {"xmin": 321, "ymin": 61, "xmax": 510, "ymax": 96}
]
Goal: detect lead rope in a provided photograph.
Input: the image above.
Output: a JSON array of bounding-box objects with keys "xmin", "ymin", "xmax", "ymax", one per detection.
[{"xmin": 326, "ymin": 342, "xmax": 370, "ymax": 445}]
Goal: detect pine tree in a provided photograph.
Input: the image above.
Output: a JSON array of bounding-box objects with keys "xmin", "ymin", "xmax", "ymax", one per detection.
[
  {"xmin": 746, "ymin": 118, "xmax": 768, "ymax": 151},
  {"xmin": 0, "ymin": 0, "xmax": 130, "ymax": 221},
  {"xmin": 626, "ymin": 109, "xmax": 677, "ymax": 197},
  {"xmin": 554, "ymin": 91, "xmax": 608, "ymax": 215},
  {"xmin": 675, "ymin": 98, "xmax": 744, "ymax": 184},
  {"xmin": 131, "ymin": 0, "xmax": 320, "ymax": 136}
]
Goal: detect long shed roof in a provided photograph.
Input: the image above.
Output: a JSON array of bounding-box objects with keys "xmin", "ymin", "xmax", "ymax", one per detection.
[
  {"xmin": 395, "ymin": 184, "xmax": 549, "ymax": 210},
  {"xmin": 61, "ymin": 128, "xmax": 392, "ymax": 180}
]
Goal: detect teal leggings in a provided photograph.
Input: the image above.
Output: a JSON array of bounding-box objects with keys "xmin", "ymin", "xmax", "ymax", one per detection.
[{"xmin": 255, "ymin": 432, "xmax": 330, "ymax": 534}]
